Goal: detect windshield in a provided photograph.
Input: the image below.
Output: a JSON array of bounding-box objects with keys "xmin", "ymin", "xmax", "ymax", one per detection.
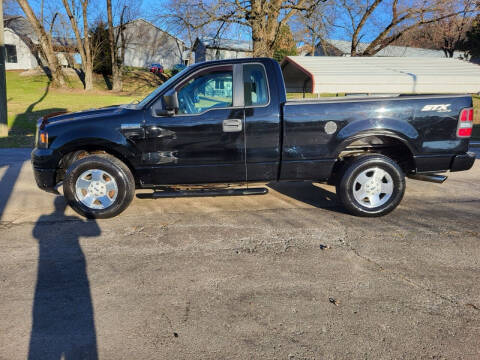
[{"xmin": 134, "ymin": 66, "xmax": 191, "ymax": 108}]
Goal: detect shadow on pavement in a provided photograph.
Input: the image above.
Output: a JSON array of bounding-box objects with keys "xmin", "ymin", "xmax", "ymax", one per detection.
[
  {"xmin": 0, "ymin": 149, "xmax": 31, "ymax": 221},
  {"xmin": 28, "ymin": 197, "xmax": 101, "ymax": 360},
  {"xmin": 267, "ymin": 181, "xmax": 348, "ymax": 214}
]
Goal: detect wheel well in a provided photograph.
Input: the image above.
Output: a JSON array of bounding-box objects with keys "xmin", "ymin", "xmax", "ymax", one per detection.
[
  {"xmin": 56, "ymin": 148, "xmax": 136, "ymax": 183},
  {"xmin": 330, "ymin": 135, "xmax": 415, "ymax": 184}
]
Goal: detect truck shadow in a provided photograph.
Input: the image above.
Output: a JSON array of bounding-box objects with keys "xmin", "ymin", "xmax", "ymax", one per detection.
[
  {"xmin": 28, "ymin": 197, "xmax": 100, "ymax": 360},
  {"xmin": 267, "ymin": 181, "xmax": 348, "ymax": 214}
]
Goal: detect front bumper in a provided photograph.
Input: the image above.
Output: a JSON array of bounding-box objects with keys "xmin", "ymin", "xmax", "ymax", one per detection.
[
  {"xmin": 31, "ymin": 148, "xmax": 59, "ymax": 193},
  {"xmin": 33, "ymin": 167, "xmax": 58, "ymax": 193},
  {"xmin": 450, "ymin": 151, "xmax": 476, "ymax": 172}
]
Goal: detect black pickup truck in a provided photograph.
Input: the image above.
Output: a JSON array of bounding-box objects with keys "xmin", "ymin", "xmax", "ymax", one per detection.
[{"xmin": 32, "ymin": 57, "xmax": 476, "ymax": 218}]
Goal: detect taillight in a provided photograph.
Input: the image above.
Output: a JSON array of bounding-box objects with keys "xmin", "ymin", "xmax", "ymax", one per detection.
[{"xmin": 457, "ymin": 107, "xmax": 474, "ymax": 138}]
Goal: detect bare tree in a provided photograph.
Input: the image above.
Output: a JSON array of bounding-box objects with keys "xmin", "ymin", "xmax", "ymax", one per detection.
[
  {"xmin": 157, "ymin": 0, "xmax": 214, "ymax": 63},
  {"xmin": 333, "ymin": 0, "xmax": 478, "ymax": 56},
  {"xmin": 160, "ymin": 0, "xmax": 325, "ymax": 58},
  {"xmin": 16, "ymin": 0, "xmax": 67, "ymax": 87},
  {"xmin": 395, "ymin": 0, "xmax": 477, "ymax": 57},
  {"xmin": 105, "ymin": 0, "xmax": 140, "ymax": 91},
  {"xmin": 61, "ymin": 0, "xmax": 94, "ymax": 90},
  {"xmin": 292, "ymin": 0, "xmax": 334, "ymax": 55},
  {"xmin": 106, "ymin": 0, "xmax": 122, "ymax": 91}
]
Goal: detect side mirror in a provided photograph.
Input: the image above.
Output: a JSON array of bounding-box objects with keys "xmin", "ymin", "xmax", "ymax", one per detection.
[
  {"xmin": 153, "ymin": 90, "xmax": 179, "ymax": 117},
  {"xmin": 163, "ymin": 90, "xmax": 179, "ymax": 112}
]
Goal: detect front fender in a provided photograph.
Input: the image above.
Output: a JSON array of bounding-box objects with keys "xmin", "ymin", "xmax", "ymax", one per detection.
[{"xmin": 50, "ymin": 125, "xmax": 139, "ymax": 169}]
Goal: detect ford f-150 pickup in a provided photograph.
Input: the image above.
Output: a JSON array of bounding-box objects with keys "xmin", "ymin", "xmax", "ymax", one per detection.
[{"xmin": 31, "ymin": 57, "xmax": 476, "ymax": 218}]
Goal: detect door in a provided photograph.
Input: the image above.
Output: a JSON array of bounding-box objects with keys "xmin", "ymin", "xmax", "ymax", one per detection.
[
  {"xmin": 243, "ymin": 63, "xmax": 282, "ymax": 181},
  {"xmin": 140, "ymin": 64, "xmax": 246, "ymax": 186}
]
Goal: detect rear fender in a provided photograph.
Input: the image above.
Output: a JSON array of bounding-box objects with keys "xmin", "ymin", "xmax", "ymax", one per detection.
[{"xmin": 334, "ymin": 118, "xmax": 418, "ymax": 157}]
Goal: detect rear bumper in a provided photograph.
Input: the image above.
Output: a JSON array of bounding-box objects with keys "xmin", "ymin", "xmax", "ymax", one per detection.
[
  {"xmin": 450, "ymin": 151, "xmax": 476, "ymax": 172},
  {"xmin": 414, "ymin": 152, "xmax": 476, "ymax": 173}
]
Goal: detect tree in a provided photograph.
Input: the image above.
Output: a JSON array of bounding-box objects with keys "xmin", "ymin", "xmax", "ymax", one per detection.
[
  {"xmin": 106, "ymin": 0, "xmax": 121, "ymax": 91},
  {"xmin": 395, "ymin": 0, "xmax": 477, "ymax": 57},
  {"xmin": 272, "ymin": 24, "xmax": 298, "ymax": 61},
  {"xmin": 105, "ymin": 0, "xmax": 139, "ymax": 91},
  {"xmin": 157, "ymin": 0, "xmax": 218, "ymax": 64},
  {"xmin": 333, "ymin": 0, "xmax": 478, "ymax": 57},
  {"xmin": 61, "ymin": 0, "xmax": 94, "ymax": 90},
  {"xmin": 16, "ymin": 0, "xmax": 67, "ymax": 87},
  {"xmin": 160, "ymin": 0, "xmax": 325, "ymax": 58},
  {"xmin": 465, "ymin": 14, "xmax": 480, "ymax": 58},
  {"xmin": 91, "ymin": 21, "xmax": 111, "ymax": 74},
  {"xmin": 292, "ymin": 0, "xmax": 334, "ymax": 55}
]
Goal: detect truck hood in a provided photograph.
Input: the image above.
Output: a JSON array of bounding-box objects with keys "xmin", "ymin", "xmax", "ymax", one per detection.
[{"xmin": 41, "ymin": 105, "xmax": 125, "ymax": 128}]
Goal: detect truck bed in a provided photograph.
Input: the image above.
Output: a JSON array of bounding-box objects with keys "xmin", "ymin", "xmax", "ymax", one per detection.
[{"xmin": 280, "ymin": 94, "xmax": 472, "ymax": 180}]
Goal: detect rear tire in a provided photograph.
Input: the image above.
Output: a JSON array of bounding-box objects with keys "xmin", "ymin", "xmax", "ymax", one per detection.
[
  {"xmin": 63, "ymin": 154, "xmax": 135, "ymax": 219},
  {"xmin": 336, "ymin": 154, "xmax": 405, "ymax": 217}
]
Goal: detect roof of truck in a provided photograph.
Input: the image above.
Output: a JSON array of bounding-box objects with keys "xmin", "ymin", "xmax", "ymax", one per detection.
[{"xmin": 281, "ymin": 56, "xmax": 480, "ymax": 94}]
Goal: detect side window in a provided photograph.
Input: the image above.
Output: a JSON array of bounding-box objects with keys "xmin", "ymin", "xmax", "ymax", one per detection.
[
  {"xmin": 243, "ymin": 64, "xmax": 268, "ymax": 106},
  {"xmin": 5, "ymin": 45, "xmax": 17, "ymax": 63},
  {"xmin": 176, "ymin": 67, "xmax": 233, "ymax": 115}
]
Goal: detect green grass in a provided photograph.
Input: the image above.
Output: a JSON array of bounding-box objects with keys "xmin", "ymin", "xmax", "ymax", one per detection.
[{"xmin": 0, "ymin": 70, "xmax": 160, "ymax": 148}]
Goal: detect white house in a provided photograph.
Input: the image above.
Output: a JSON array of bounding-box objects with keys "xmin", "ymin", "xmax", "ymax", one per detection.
[{"xmin": 3, "ymin": 16, "xmax": 39, "ymax": 70}]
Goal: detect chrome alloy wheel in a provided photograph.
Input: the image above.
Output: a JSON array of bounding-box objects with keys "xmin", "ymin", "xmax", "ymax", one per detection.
[
  {"xmin": 352, "ymin": 167, "xmax": 394, "ymax": 208},
  {"xmin": 75, "ymin": 169, "xmax": 118, "ymax": 210}
]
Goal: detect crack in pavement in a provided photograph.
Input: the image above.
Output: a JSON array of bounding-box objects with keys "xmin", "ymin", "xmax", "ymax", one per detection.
[{"xmin": 342, "ymin": 240, "xmax": 480, "ymax": 313}]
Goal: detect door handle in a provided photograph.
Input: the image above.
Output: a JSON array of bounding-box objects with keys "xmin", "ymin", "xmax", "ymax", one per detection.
[{"xmin": 223, "ymin": 119, "xmax": 243, "ymax": 132}]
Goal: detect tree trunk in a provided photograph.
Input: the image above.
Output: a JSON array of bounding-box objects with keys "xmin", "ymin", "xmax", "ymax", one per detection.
[
  {"xmin": 61, "ymin": 0, "xmax": 93, "ymax": 90},
  {"xmin": 107, "ymin": 0, "xmax": 122, "ymax": 92},
  {"xmin": 251, "ymin": 20, "xmax": 276, "ymax": 57},
  {"xmin": 81, "ymin": 0, "xmax": 93, "ymax": 90},
  {"xmin": 17, "ymin": 0, "xmax": 66, "ymax": 87}
]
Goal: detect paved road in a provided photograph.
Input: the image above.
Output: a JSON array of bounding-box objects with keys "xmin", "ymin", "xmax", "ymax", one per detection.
[{"xmin": 1, "ymin": 149, "xmax": 479, "ymax": 359}]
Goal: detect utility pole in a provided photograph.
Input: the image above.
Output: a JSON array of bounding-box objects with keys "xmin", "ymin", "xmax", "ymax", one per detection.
[{"xmin": 0, "ymin": 0, "xmax": 8, "ymax": 137}]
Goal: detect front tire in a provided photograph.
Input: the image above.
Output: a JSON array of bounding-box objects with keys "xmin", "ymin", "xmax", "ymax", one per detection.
[
  {"xmin": 336, "ymin": 154, "xmax": 405, "ymax": 217},
  {"xmin": 63, "ymin": 154, "xmax": 135, "ymax": 219}
]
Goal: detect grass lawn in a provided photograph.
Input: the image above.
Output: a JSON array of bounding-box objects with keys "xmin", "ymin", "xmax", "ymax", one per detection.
[{"xmin": 0, "ymin": 70, "xmax": 159, "ymax": 147}]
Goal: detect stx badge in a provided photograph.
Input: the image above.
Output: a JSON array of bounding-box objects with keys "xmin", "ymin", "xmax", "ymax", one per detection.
[{"xmin": 421, "ymin": 104, "xmax": 451, "ymax": 112}]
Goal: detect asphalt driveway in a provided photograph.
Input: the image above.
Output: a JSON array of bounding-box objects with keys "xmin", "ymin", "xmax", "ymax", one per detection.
[{"xmin": 0, "ymin": 148, "xmax": 479, "ymax": 359}]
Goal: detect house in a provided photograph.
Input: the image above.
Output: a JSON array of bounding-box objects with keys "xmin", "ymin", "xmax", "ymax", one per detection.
[
  {"xmin": 3, "ymin": 16, "xmax": 40, "ymax": 70},
  {"xmin": 193, "ymin": 38, "xmax": 253, "ymax": 63},
  {"xmin": 315, "ymin": 39, "xmax": 467, "ymax": 59},
  {"xmin": 119, "ymin": 19, "xmax": 186, "ymax": 69},
  {"xmin": 3, "ymin": 16, "xmax": 79, "ymax": 70}
]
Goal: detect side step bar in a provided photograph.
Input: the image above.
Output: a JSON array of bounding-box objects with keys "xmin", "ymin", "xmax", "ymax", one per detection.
[
  {"xmin": 137, "ymin": 187, "xmax": 269, "ymax": 199},
  {"xmin": 408, "ymin": 174, "xmax": 447, "ymax": 184}
]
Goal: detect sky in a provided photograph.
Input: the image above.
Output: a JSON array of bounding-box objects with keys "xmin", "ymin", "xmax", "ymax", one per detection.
[{"xmin": 7, "ymin": 0, "xmax": 473, "ymax": 47}]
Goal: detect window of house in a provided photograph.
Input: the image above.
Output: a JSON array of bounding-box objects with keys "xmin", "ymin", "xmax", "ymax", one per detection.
[
  {"xmin": 5, "ymin": 45, "xmax": 17, "ymax": 63},
  {"xmin": 243, "ymin": 64, "xmax": 268, "ymax": 106}
]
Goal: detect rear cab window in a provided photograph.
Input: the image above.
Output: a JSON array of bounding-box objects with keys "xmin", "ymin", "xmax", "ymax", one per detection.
[{"xmin": 243, "ymin": 64, "xmax": 269, "ymax": 107}]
